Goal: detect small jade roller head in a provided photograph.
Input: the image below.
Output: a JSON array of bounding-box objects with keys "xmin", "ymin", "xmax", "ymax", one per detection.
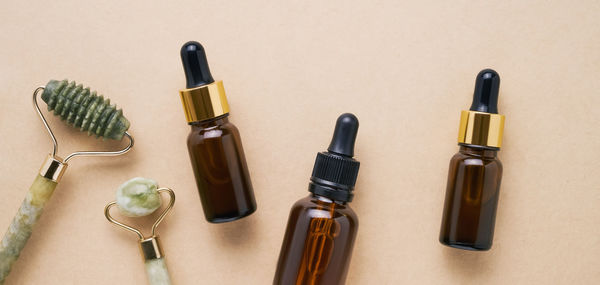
[
  {"xmin": 105, "ymin": 177, "xmax": 175, "ymax": 236},
  {"xmin": 116, "ymin": 177, "xmax": 162, "ymax": 217},
  {"xmin": 40, "ymin": 79, "xmax": 131, "ymax": 140}
]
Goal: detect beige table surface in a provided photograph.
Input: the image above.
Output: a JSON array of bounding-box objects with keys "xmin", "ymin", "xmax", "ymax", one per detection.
[{"xmin": 1, "ymin": 1, "xmax": 599, "ymax": 284}]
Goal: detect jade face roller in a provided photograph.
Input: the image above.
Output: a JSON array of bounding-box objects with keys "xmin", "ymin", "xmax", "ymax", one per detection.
[
  {"xmin": 105, "ymin": 177, "xmax": 175, "ymax": 285},
  {"xmin": 0, "ymin": 80, "xmax": 134, "ymax": 284}
]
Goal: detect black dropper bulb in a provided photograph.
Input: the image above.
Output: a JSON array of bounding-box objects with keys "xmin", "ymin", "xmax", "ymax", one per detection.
[
  {"xmin": 327, "ymin": 113, "xmax": 359, "ymax": 157},
  {"xmin": 181, "ymin": 41, "xmax": 215, "ymax": 88},
  {"xmin": 469, "ymin": 69, "xmax": 500, "ymax": 114}
]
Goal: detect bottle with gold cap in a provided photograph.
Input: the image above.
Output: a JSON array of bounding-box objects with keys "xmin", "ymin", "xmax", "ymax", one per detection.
[
  {"xmin": 179, "ymin": 41, "xmax": 256, "ymax": 223},
  {"xmin": 439, "ymin": 69, "xmax": 505, "ymax": 251}
]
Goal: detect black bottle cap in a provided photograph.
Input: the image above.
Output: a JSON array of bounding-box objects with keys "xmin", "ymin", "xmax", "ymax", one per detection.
[
  {"xmin": 309, "ymin": 113, "xmax": 361, "ymax": 202},
  {"xmin": 181, "ymin": 41, "xmax": 215, "ymax": 88},
  {"xmin": 469, "ymin": 69, "xmax": 500, "ymax": 114}
]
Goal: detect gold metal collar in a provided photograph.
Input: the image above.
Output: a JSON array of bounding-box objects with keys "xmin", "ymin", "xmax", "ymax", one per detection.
[
  {"xmin": 457, "ymin": 110, "xmax": 505, "ymax": 148},
  {"xmin": 179, "ymin": 80, "xmax": 229, "ymax": 123}
]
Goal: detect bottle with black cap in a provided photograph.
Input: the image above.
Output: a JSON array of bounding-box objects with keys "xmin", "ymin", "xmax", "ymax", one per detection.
[
  {"xmin": 179, "ymin": 41, "xmax": 256, "ymax": 223},
  {"xmin": 274, "ymin": 113, "xmax": 360, "ymax": 285},
  {"xmin": 439, "ymin": 69, "xmax": 506, "ymax": 250}
]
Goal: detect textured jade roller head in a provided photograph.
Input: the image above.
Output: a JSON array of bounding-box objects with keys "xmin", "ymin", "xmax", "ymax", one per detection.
[{"xmin": 41, "ymin": 79, "xmax": 130, "ymax": 141}]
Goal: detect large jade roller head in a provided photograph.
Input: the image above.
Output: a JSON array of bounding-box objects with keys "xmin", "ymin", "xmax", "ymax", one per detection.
[
  {"xmin": 41, "ymin": 79, "xmax": 130, "ymax": 141},
  {"xmin": 0, "ymin": 80, "xmax": 134, "ymax": 284}
]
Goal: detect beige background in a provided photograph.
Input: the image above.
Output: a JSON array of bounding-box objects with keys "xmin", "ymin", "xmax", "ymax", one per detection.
[{"xmin": 0, "ymin": 1, "xmax": 599, "ymax": 284}]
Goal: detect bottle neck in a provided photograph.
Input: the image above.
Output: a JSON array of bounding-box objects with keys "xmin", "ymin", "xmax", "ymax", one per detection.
[
  {"xmin": 459, "ymin": 145, "xmax": 498, "ymax": 158},
  {"xmin": 311, "ymin": 193, "xmax": 347, "ymax": 206},
  {"xmin": 190, "ymin": 113, "xmax": 229, "ymax": 129},
  {"xmin": 308, "ymin": 180, "xmax": 352, "ymax": 204}
]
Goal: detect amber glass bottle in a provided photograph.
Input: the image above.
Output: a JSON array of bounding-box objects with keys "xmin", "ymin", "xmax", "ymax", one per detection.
[
  {"xmin": 274, "ymin": 113, "xmax": 360, "ymax": 285},
  {"xmin": 439, "ymin": 69, "xmax": 505, "ymax": 250},
  {"xmin": 179, "ymin": 41, "xmax": 256, "ymax": 223}
]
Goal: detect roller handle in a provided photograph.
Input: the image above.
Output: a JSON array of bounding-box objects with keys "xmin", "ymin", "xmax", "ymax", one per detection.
[
  {"xmin": 0, "ymin": 174, "xmax": 59, "ymax": 284},
  {"xmin": 144, "ymin": 257, "xmax": 172, "ymax": 285}
]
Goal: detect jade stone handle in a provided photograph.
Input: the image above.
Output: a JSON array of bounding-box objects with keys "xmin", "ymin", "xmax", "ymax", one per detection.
[
  {"xmin": 145, "ymin": 257, "xmax": 172, "ymax": 285},
  {"xmin": 0, "ymin": 175, "xmax": 58, "ymax": 284}
]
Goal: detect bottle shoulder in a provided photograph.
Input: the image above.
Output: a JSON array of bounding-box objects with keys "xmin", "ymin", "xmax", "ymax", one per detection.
[
  {"xmin": 449, "ymin": 150, "xmax": 502, "ymax": 176},
  {"xmin": 187, "ymin": 119, "xmax": 240, "ymax": 142},
  {"xmin": 451, "ymin": 148, "xmax": 501, "ymax": 165}
]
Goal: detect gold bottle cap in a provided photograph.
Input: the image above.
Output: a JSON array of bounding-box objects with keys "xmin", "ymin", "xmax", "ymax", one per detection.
[
  {"xmin": 458, "ymin": 110, "xmax": 505, "ymax": 148},
  {"xmin": 179, "ymin": 80, "xmax": 230, "ymax": 123}
]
